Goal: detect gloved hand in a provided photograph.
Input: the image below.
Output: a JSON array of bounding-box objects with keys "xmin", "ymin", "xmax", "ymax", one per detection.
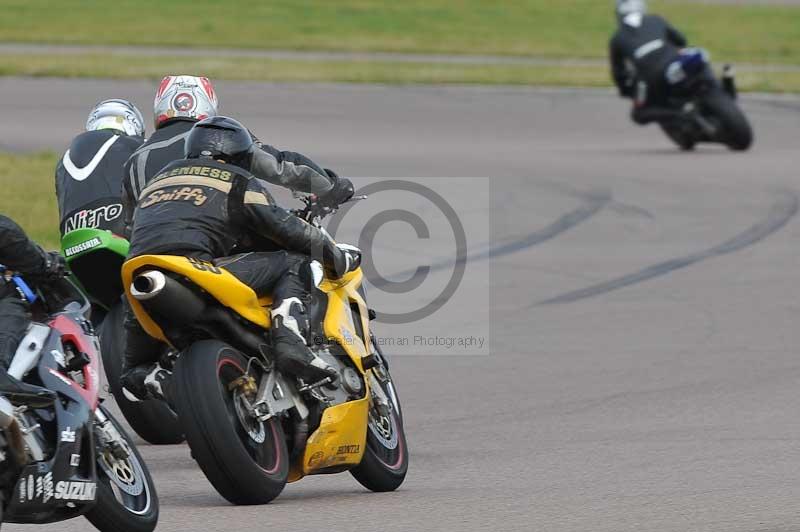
[
  {"xmin": 318, "ymin": 170, "xmax": 354, "ymax": 209},
  {"xmin": 42, "ymin": 250, "xmax": 66, "ymax": 281},
  {"xmin": 330, "ymin": 243, "xmax": 361, "ymax": 279}
]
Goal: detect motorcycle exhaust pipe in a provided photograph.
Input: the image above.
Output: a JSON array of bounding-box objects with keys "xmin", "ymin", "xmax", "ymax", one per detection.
[
  {"xmin": 130, "ymin": 270, "xmax": 206, "ymax": 324},
  {"xmin": 130, "ymin": 270, "xmax": 166, "ymax": 300}
]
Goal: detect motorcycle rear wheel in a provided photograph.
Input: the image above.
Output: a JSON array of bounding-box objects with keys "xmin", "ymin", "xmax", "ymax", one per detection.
[
  {"xmin": 100, "ymin": 302, "xmax": 184, "ymax": 445},
  {"xmin": 659, "ymin": 121, "xmax": 696, "ymax": 151},
  {"xmin": 173, "ymin": 340, "xmax": 288, "ymax": 505}
]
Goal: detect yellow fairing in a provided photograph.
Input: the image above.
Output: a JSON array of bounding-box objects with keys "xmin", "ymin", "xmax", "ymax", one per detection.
[
  {"xmin": 299, "ymin": 395, "xmax": 369, "ymax": 476},
  {"xmin": 121, "ymin": 255, "xmax": 271, "ymax": 343},
  {"xmin": 321, "ymin": 269, "xmax": 371, "ymax": 370},
  {"xmin": 123, "ymin": 255, "xmax": 374, "ymax": 481}
]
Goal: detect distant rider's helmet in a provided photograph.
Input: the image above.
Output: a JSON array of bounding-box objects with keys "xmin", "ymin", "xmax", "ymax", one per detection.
[
  {"xmin": 616, "ymin": 0, "xmax": 647, "ymax": 23},
  {"xmin": 153, "ymin": 75, "xmax": 218, "ymax": 130},
  {"xmin": 85, "ymin": 99, "xmax": 145, "ymax": 137},
  {"xmin": 184, "ymin": 116, "xmax": 254, "ymax": 169}
]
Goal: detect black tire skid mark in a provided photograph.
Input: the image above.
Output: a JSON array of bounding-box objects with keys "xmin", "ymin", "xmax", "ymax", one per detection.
[
  {"xmin": 538, "ymin": 189, "xmax": 799, "ymax": 306},
  {"xmin": 367, "ymin": 190, "xmax": 611, "ymax": 288},
  {"xmin": 537, "ymin": 180, "xmax": 655, "ymax": 220}
]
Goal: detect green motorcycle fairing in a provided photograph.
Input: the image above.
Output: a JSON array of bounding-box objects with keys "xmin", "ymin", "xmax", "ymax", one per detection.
[{"xmin": 61, "ymin": 228, "xmax": 129, "ymax": 310}]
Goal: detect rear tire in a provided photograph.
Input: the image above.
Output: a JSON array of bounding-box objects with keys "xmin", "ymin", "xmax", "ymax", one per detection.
[
  {"xmin": 350, "ymin": 368, "xmax": 408, "ymax": 492},
  {"xmin": 100, "ymin": 302, "xmax": 184, "ymax": 445},
  {"xmin": 172, "ymin": 340, "xmax": 288, "ymax": 505},
  {"xmin": 659, "ymin": 122, "xmax": 696, "ymax": 151},
  {"xmin": 702, "ymin": 89, "xmax": 753, "ymax": 151},
  {"xmin": 84, "ymin": 406, "xmax": 159, "ymax": 532}
]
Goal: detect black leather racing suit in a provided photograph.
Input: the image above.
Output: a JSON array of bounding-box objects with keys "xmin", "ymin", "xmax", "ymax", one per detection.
[
  {"xmin": 0, "ymin": 215, "xmax": 51, "ymax": 367},
  {"xmin": 122, "ymin": 158, "xmax": 350, "ymax": 394},
  {"xmin": 55, "ymin": 130, "xmax": 144, "ymax": 237},
  {"xmin": 609, "ymin": 14, "xmax": 688, "ymax": 124},
  {"xmin": 122, "ymin": 119, "xmax": 336, "ymax": 235}
]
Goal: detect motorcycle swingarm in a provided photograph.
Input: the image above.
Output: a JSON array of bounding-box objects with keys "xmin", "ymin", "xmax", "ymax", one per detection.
[{"xmin": 252, "ymin": 370, "xmax": 309, "ymax": 421}]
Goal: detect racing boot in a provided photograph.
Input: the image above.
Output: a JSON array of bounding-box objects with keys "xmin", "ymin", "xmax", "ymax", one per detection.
[
  {"xmin": 271, "ymin": 297, "xmax": 337, "ymax": 384},
  {"xmin": 144, "ymin": 363, "xmax": 174, "ymax": 404},
  {"xmin": 121, "ymin": 363, "xmax": 172, "ymax": 403}
]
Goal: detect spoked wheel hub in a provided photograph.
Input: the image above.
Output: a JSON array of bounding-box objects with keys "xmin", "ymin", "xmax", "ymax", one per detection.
[
  {"xmin": 98, "ymin": 440, "xmax": 145, "ymax": 498},
  {"xmin": 217, "ymin": 357, "xmax": 284, "ymax": 476},
  {"xmin": 233, "ymin": 391, "xmax": 266, "ymax": 444}
]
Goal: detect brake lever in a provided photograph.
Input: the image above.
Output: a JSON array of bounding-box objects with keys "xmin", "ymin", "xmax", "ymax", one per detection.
[
  {"xmin": 346, "ymin": 195, "xmax": 369, "ymax": 203},
  {"xmin": 297, "ymin": 193, "xmax": 369, "ymax": 224}
]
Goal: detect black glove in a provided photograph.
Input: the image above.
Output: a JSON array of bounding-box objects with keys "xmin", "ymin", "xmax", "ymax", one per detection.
[
  {"xmin": 330, "ymin": 243, "xmax": 361, "ymax": 279},
  {"xmin": 41, "ymin": 250, "xmax": 66, "ymax": 281},
  {"xmin": 318, "ymin": 170, "xmax": 354, "ymax": 209}
]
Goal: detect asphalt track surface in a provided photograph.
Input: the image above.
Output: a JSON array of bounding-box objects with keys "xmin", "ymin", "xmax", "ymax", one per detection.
[{"xmin": 2, "ymin": 79, "xmax": 800, "ymax": 531}]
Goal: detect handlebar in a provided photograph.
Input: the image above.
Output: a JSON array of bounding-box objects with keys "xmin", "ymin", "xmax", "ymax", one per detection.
[{"xmin": 295, "ymin": 194, "xmax": 368, "ymax": 225}]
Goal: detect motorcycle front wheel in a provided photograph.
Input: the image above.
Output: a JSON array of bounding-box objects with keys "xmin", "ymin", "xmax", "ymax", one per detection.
[
  {"xmin": 173, "ymin": 340, "xmax": 288, "ymax": 505},
  {"xmin": 350, "ymin": 346, "xmax": 408, "ymax": 492},
  {"xmin": 85, "ymin": 405, "xmax": 159, "ymax": 532}
]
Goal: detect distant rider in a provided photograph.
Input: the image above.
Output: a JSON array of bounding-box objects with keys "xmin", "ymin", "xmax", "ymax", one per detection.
[
  {"xmin": 55, "ymin": 99, "xmax": 145, "ymax": 237},
  {"xmin": 122, "ymin": 75, "xmax": 349, "ymax": 235},
  {"xmin": 0, "ymin": 215, "xmax": 65, "ymax": 399},
  {"xmin": 610, "ymin": 0, "xmax": 700, "ymax": 125},
  {"xmin": 120, "ymin": 117, "xmax": 361, "ymax": 400}
]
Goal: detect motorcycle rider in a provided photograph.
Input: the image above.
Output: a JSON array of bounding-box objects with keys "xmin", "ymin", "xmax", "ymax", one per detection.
[
  {"xmin": 55, "ymin": 99, "xmax": 145, "ymax": 236},
  {"xmin": 0, "ymin": 215, "xmax": 65, "ymax": 400},
  {"xmin": 609, "ymin": 0, "xmax": 693, "ymax": 125},
  {"xmin": 123, "ymin": 75, "xmax": 345, "ymax": 234},
  {"xmin": 121, "ymin": 116, "xmax": 361, "ymax": 401}
]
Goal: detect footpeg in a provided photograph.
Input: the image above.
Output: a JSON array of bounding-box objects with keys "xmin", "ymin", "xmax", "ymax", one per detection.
[
  {"xmin": 66, "ymin": 351, "xmax": 91, "ymax": 372},
  {"xmin": 298, "ymin": 375, "xmax": 336, "ymax": 393},
  {"xmin": 361, "ymin": 353, "xmax": 379, "ymax": 370}
]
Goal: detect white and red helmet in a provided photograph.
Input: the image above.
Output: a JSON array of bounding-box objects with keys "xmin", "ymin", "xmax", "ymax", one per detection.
[{"xmin": 153, "ymin": 75, "xmax": 218, "ymax": 129}]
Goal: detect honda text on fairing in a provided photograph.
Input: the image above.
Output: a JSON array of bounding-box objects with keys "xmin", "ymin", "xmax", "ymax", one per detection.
[
  {"xmin": 0, "ymin": 267, "xmax": 158, "ymax": 531},
  {"xmin": 121, "ymin": 194, "xmax": 408, "ymax": 505},
  {"xmin": 61, "ymin": 228, "xmax": 184, "ymax": 445}
]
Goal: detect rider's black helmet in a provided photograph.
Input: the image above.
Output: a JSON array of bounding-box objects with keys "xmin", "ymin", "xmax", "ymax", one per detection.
[{"xmin": 185, "ymin": 116, "xmax": 254, "ymax": 169}]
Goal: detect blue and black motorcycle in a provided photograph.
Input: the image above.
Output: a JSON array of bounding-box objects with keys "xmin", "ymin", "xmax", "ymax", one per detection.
[
  {"xmin": 0, "ymin": 268, "xmax": 158, "ymax": 531},
  {"xmin": 655, "ymin": 48, "xmax": 753, "ymax": 151}
]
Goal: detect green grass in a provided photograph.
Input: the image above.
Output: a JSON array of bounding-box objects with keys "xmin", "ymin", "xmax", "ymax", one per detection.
[
  {"xmin": 0, "ymin": 0, "xmax": 798, "ymax": 64},
  {"xmin": 1, "ymin": 53, "xmax": 799, "ymax": 93},
  {"xmin": 0, "ymin": 152, "xmax": 60, "ymax": 249}
]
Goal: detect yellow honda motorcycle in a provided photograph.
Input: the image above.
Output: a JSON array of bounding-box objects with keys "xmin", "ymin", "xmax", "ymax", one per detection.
[{"xmin": 120, "ymin": 197, "xmax": 407, "ymax": 504}]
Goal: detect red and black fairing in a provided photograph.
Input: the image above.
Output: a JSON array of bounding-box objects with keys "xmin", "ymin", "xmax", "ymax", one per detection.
[{"xmin": 2, "ymin": 310, "xmax": 103, "ymax": 524}]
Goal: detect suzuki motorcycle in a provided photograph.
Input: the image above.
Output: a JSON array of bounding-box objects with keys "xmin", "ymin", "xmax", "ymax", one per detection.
[
  {"xmin": 61, "ymin": 228, "xmax": 183, "ymax": 444},
  {"xmin": 656, "ymin": 49, "xmax": 753, "ymax": 151},
  {"xmin": 121, "ymin": 196, "xmax": 408, "ymax": 504},
  {"xmin": 0, "ymin": 269, "xmax": 158, "ymax": 531}
]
